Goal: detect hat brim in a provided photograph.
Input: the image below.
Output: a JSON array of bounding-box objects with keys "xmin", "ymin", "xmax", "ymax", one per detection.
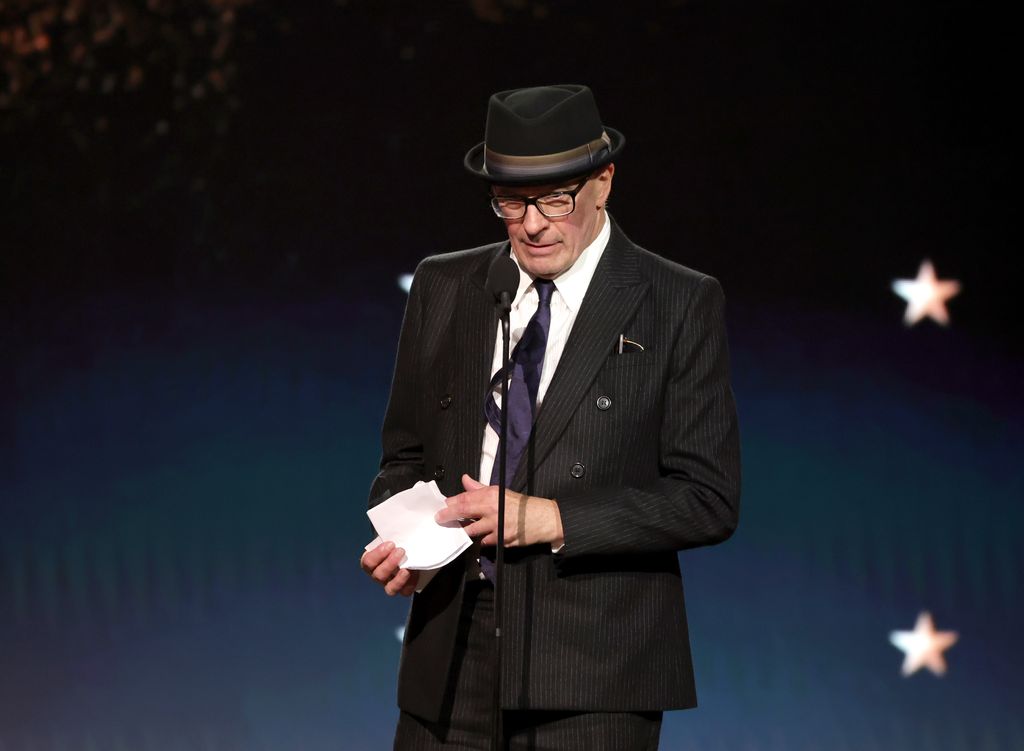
[{"xmin": 463, "ymin": 127, "xmax": 625, "ymax": 186}]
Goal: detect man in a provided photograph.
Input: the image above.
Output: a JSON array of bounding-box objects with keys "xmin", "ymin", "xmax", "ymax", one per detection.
[{"xmin": 361, "ymin": 84, "xmax": 741, "ymax": 750}]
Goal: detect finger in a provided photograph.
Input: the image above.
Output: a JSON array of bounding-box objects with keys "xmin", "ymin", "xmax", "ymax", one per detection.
[
  {"xmin": 399, "ymin": 572, "xmax": 419, "ymax": 597},
  {"xmin": 480, "ymin": 513, "xmax": 521, "ymax": 546},
  {"xmin": 461, "ymin": 473, "xmax": 486, "ymax": 491},
  {"xmin": 385, "ymin": 568, "xmax": 410, "ymax": 596},
  {"xmin": 462, "ymin": 518, "xmax": 493, "ymax": 540},
  {"xmin": 360, "ymin": 541, "xmax": 395, "ymax": 573},
  {"xmin": 436, "ymin": 494, "xmax": 476, "ymax": 524},
  {"xmin": 480, "ymin": 531, "xmax": 513, "ymax": 546},
  {"xmin": 371, "ymin": 547, "xmax": 406, "ymax": 585},
  {"xmin": 481, "ymin": 531, "xmax": 518, "ymax": 546},
  {"xmin": 434, "ymin": 505, "xmax": 458, "ymax": 524}
]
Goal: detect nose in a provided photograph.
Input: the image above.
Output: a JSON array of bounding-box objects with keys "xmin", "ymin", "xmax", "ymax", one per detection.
[{"xmin": 522, "ymin": 204, "xmax": 549, "ymax": 236}]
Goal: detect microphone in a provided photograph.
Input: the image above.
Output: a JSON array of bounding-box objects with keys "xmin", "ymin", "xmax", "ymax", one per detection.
[{"xmin": 486, "ymin": 253, "xmax": 519, "ymax": 315}]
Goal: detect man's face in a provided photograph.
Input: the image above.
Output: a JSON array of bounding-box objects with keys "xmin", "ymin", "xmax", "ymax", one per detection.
[{"xmin": 492, "ymin": 164, "xmax": 614, "ymax": 280}]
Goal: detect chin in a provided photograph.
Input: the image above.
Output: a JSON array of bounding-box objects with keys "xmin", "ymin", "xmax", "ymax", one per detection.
[
  {"xmin": 516, "ymin": 249, "xmax": 567, "ymax": 278},
  {"xmin": 521, "ymin": 261, "xmax": 560, "ymax": 279}
]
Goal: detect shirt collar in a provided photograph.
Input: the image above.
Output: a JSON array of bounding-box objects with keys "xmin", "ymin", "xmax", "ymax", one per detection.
[{"xmin": 509, "ymin": 212, "xmax": 610, "ymax": 314}]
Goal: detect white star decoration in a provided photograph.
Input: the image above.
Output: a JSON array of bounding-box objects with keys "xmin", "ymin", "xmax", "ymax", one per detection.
[
  {"xmin": 398, "ymin": 274, "xmax": 414, "ymax": 294},
  {"xmin": 889, "ymin": 611, "xmax": 959, "ymax": 677},
  {"xmin": 891, "ymin": 260, "xmax": 961, "ymax": 326}
]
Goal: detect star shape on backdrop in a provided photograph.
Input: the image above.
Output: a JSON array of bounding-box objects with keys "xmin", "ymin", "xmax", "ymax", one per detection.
[
  {"xmin": 398, "ymin": 274, "xmax": 414, "ymax": 294},
  {"xmin": 891, "ymin": 260, "xmax": 961, "ymax": 326},
  {"xmin": 889, "ymin": 611, "xmax": 959, "ymax": 677}
]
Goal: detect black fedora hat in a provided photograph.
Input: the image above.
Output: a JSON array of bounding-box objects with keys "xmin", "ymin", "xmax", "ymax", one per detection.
[{"xmin": 464, "ymin": 84, "xmax": 624, "ymax": 186}]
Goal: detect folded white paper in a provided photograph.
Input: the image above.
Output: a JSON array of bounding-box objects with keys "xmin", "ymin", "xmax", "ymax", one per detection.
[{"xmin": 366, "ymin": 480, "xmax": 472, "ymax": 571}]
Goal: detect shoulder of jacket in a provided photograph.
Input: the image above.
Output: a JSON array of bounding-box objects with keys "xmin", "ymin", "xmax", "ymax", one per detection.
[
  {"xmin": 608, "ymin": 218, "xmax": 713, "ymax": 291},
  {"xmin": 415, "ymin": 241, "xmax": 506, "ymax": 280},
  {"xmin": 629, "ymin": 241, "xmax": 715, "ymax": 292}
]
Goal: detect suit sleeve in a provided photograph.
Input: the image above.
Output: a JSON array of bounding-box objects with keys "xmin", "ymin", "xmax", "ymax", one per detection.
[
  {"xmin": 555, "ymin": 275, "xmax": 741, "ymax": 556},
  {"xmin": 368, "ymin": 264, "xmax": 429, "ymax": 509}
]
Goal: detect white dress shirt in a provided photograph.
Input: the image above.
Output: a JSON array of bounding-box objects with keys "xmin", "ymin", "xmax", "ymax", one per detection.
[{"xmin": 478, "ymin": 213, "xmax": 611, "ymax": 484}]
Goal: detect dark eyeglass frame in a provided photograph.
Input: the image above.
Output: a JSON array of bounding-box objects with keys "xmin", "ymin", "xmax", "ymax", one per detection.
[{"xmin": 489, "ymin": 177, "xmax": 590, "ymax": 220}]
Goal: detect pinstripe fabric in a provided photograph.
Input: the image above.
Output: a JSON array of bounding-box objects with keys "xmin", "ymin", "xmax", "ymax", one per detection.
[
  {"xmin": 369, "ymin": 216, "xmax": 741, "ymax": 724},
  {"xmin": 393, "ymin": 584, "xmax": 663, "ymax": 751}
]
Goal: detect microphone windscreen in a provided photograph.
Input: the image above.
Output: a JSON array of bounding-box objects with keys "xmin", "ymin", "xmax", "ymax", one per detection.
[{"xmin": 485, "ymin": 253, "xmax": 520, "ymax": 303}]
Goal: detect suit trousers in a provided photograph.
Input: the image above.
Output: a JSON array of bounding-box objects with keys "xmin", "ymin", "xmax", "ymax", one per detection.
[{"xmin": 394, "ymin": 580, "xmax": 663, "ymax": 751}]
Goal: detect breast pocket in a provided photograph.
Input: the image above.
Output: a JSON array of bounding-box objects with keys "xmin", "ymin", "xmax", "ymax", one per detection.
[
  {"xmin": 594, "ymin": 354, "xmax": 655, "ymax": 411},
  {"xmin": 590, "ymin": 353, "xmax": 660, "ymax": 446},
  {"xmin": 598, "ymin": 352, "xmax": 648, "ymax": 373}
]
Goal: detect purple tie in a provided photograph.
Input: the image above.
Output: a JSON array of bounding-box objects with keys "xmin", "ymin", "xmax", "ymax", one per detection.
[{"xmin": 479, "ymin": 279, "xmax": 555, "ymax": 579}]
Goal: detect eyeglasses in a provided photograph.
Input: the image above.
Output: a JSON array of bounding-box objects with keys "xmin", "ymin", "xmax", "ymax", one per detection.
[{"xmin": 490, "ymin": 178, "xmax": 589, "ymax": 220}]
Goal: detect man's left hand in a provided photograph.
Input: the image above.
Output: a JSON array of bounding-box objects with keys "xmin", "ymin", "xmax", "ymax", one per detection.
[{"xmin": 435, "ymin": 474, "xmax": 564, "ymax": 548}]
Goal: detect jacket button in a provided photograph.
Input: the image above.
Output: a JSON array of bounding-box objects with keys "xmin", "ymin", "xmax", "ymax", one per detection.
[
  {"xmin": 440, "ymin": 394, "xmax": 452, "ymax": 409},
  {"xmin": 570, "ymin": 462, "xmax": 585, "ymax": 479},
  {"xmin": 596, "ymin": 395, "xmax": 612, "ymax": 410},
  {"xmin": 433, "ymin": 465, "xmax": 446, "ymax": 481}
]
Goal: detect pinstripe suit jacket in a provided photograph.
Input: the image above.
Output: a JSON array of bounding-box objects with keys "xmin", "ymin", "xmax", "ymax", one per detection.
[{"xmin": 369, "ymin": 217, "xmax": 741, "ymax": 722}]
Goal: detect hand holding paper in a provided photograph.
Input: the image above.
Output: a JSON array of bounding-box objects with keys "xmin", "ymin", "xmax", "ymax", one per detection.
[{"xmin": 365, "ymin": 481, "xmax": 472, "ymax": 592}]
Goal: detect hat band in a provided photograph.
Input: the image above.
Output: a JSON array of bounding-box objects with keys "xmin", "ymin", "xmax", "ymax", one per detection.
[{"xmin": 483, "ymin": 132, "xmax": 611, "ymax": 180}]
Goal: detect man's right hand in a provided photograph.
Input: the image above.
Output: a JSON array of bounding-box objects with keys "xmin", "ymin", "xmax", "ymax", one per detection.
[{"xmin": 360, "ymin": 541, "xmax": 419, "ymax": 597}]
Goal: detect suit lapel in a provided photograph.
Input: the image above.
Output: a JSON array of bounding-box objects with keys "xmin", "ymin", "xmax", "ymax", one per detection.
[
  {"xmin": 511, "ymin": 219, "xmax": 650, "ymax": 489},
  {"xmin": 452, "ymin": 244, "xmax": 507, "ymax": 480}
]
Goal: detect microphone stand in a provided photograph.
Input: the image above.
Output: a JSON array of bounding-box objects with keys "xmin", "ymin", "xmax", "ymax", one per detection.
[{"xmin": 492, "ymin": 292, "xmax": 511, "ymax": 751}]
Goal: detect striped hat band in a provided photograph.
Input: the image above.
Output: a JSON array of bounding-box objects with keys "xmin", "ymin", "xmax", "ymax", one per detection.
[{"xmin": 483, "ymin": 132, "xmax": 612, "ymax": 181}]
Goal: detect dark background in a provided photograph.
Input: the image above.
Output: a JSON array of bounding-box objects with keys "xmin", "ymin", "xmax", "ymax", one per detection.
[{"xmin": 2, "ymin": 1, "xmax": 1020, "ymax": 749}]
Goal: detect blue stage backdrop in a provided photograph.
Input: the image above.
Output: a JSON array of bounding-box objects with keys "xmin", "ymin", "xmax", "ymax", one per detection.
[{"xmin": 2, "ymin": 2, "xmax": 1019, "ymax": 749}]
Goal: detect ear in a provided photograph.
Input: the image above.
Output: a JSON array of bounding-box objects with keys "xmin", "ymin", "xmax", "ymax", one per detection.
[{"xmin": 595, "ymin": 163, "xmax": 615, "ymax": 206}]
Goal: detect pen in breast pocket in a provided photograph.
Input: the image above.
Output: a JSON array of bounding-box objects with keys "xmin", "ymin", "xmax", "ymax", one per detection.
[{"xmin": 617, "ymin": 334, "xmax": 645, "ymax": 354}]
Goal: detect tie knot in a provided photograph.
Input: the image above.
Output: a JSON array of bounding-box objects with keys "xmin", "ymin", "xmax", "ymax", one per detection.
[{"xmin": 533, "ymin": 278, "xmax": 555, "ymax": 307}]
